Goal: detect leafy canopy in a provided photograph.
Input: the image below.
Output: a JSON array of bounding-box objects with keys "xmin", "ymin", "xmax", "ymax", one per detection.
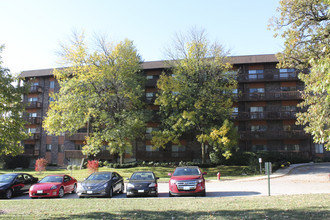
[
  {"xmin": 152, "ymin": 28, "xmax": 238, "ymax": 162},
  {"xmin": 0, "ymin": 45, "xmax": 28, "ymax": 155},
  {"xmin": 43, "ymin": 33, "xmax": 148, "ymax": 160},
  {"xmin": 271, "ymin": 0, "xmax": 330, "ymax": 150}
]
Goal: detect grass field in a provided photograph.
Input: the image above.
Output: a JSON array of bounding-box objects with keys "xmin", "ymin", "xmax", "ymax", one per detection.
[
  {"xmin": 0, "ymin": 194, "xmax": 329, "ymax": 219},
  {"xmin": 0, "ymin": 165, "xmax": 254, "ymax": 182}
]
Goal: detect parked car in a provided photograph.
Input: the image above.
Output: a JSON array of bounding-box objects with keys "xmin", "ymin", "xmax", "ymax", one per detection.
[
  {"xmin": 126, "ymin": 171, "xmax": 159, "ymax": 197},
  {"xmin": 29, "ymin": 175, "xmax": 77, "ymax": 198},
  {"xmin": 0, "ymin": 173, "xmax": 38, "ymax": 199},
  {"xmin": 77, "ymin": 172, "xmax": 124, "ymax": 198},
  {"xmin": 168, "ymin": 166, "xmax": 207, "ymax": 197}
]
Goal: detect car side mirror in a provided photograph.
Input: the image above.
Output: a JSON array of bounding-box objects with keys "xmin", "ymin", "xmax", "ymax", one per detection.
[
  {"xmin": 168, "ymin": 173, "xmax": 172, "ymax": 176},
  {"xmin": 156, "ymin": 177, "xmax": 160, "ymax": 179},
  {"xmin": 202, "ymin": 172, "xmax": 207, "ymax": 175}
]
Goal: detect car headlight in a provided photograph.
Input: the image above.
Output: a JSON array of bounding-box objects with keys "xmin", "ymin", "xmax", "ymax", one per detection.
[
  {"xmin": 148, "ymin": 183, "xmax": 157, "ymax": 187},
  {"xmin": 197, "ymin": 179, "xmax": 204, "ymax": 183},
  {"xmin": 29, "ymin": 185, "xmax": 34, "ymax": 191},
  {"xmin": 50, "ymin": 185, "xmax": 57, "ymax": 190},
  {"xmin": 170, "ymin": 179, "xmax": 177, "ymax": 184},
  {"xmin": 127, "ymin": 183, "xmax": 135, "ymax": 188},
  {"xmin": 103, "ymin": 183, "xmax": 108, "ymax": 188}
]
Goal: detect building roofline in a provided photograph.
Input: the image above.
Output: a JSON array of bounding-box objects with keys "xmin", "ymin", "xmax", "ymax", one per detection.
[{"xmin": 20, "ymin": 54, "xmax": 278, "ymax": 78}]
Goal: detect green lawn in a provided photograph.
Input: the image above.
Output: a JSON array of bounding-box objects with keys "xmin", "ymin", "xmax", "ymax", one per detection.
[
  {"xmin": 0, "ymin": 194, "xmax": 329, "ymax": 219},
  {"xmin": 0, "ymin": 165, "xmax": 253, "ymax": 182}
]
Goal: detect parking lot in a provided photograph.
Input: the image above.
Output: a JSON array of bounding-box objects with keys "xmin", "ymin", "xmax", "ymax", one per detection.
[{"xmin": 9, "ymin": 163, "xmax": 330, "ymax": 200}]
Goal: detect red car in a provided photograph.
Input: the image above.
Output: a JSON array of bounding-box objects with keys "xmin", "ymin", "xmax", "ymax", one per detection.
[
  {"xmin": 29, "ymin": 175, "xmax": 77, "ymax": 198},
  {"xmin": 168, "ymin": 166, "xmax": 207, "ymax": 197}
]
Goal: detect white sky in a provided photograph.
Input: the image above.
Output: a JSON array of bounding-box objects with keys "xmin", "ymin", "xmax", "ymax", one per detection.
[{"xmin": 0, "ymin": 0, "xmax": 284, "ymax": 75}]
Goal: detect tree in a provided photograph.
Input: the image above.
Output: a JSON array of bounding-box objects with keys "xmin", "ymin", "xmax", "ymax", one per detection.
[
  {"xmin": 152, "ymin": 28, "xmax": 238, "ymax": 163},
  {"xmin": 0, "ymin": 45, "xmax": 29, "ymax": 155},
  {"xmin": 270, "ymin": 0, "xmax": 330, "ymax": 150},
  {"xmin": 43, "ymin": 32, "xmax": 148, "ymax": 164}
]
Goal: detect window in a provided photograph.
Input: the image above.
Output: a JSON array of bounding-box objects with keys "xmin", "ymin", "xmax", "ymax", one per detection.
[
  {"xmin": 315, "ymin": 144, "xmax": 324, "ymax": 154},
  {"xmin": 232, "ymin": 107, "xmax": 238, "ymax": 116},
  {"xmin": 75, "ymin": 144, "xmax": 83, "ymax": 150},
  {"xmin": 146, "ymin": 145, "xmax": 159, "ymax": 152},
  {"xmin": 29, "ymin": 112, "xmax": 37, "ymax": 117},
  {"xmin": 248, "ymin": 70, "xmax": 264, "ymax": 79},
  {"xmin": 249, "ymin": 88, "xmax": 264, "ymax": 93},
  {"xmin": 282, "ymin": 106, "xmax": 296, "ymax": 111},
  {"xmin": 146, "ymin": 93, "xmax": 155, "ymax": 100},
  {"xmin": 46, "ymin": 144, "xmax": 52, "ymax": 152},
  {"xmin": 284, "ymin": 144, "xmax": 299, "ymax": 152},
  {"xmin": 280, "ymin": 69, "xmax": 295, "ymax": 78},
  {"xmin": 50, "ymin": 81, "xmax": 55, "ymax": 89},
  {"xmin": 280, "ymin": 86, "xmax": 296, "ymax": 91},
  {"xmin": 27, "ymin": 128, "xmax": 36, "ymax": 133},
  {"xmin": 250, "ymin": 106, "xmax": 264, "ymax": 119},
  {"xmin": 28, "ymin": 97, "xmax": 38, "ymax": 102},
  {"xmin": 146, "ymin": 75, "xmax": 153, "ymax": 80},
  {"xmin": 58, "ymin": 144, "xmax": 64, "ymax": 152},
  {"xmin": 172, "ymin": 145, "xmax": 186, "ymax": 157},
  {"xmin": 252, "ymin": 144, "xmax": 267, "ymax": 151},
  {"xmin": 33, "ymin": 82, "xmax": 39, "ymax": 86},
  {"xmin": 251, "ymin": 125, "xmax": 267, "ymax": 131}
]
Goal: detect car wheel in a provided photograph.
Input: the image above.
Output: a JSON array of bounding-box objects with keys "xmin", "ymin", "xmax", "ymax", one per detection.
[
  {"xmin": 201, "ymin": 190, "xmax": 206, "ymax": 197},
  {"xmin": 169, "ymin": 192, "xmax": 173, "ymax": 197},
  {"xmin": 31, "ymin": 197, "xmax": 38, "ymax": 199},
  {"xmin": 71, "ymin": 184, "xmax": 77, "ymax": 194},
  {"xmin": 78, "ymin": 196, "xmax": 85, "ymax": 199},
  {"xmin": 108, "ymin": 187, "xmax": 113, "ymax": 198},
  {"xmin": 5, "ymin": 189, "xmax": 13, "ymax": 199},
  {"xmin": 58, "ymin": 187, "xmax": 64, "ymax": 198}
]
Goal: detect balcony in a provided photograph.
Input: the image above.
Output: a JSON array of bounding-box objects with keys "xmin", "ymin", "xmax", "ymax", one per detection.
[
  {"xmin": 238, "ymin": 70, "xmax": 299, "ymax": 82},
  {"xmin": 136, "ymin": 151, "xmax": 193, "ymax": 162},
  {"xmin": 64, "ymin": 150, "xmax": 114, "ymax": 160},
  {"xmin": 24, "ymin": 101, "xmax": 42, "ymax": 109},
  {"xmin": 233, "ymin": 111, "xmax": 297, "ymax": 120},
  {"xmin": 239, "ymin": 130, "xmax": 308, "ymax": 140},
  {"xmin": 146, "ymin": 78, "xmax": 158, "ymax": 87},
  {"xmin": 238, "ymin": 91, "xmax": 302, "ymax": 101},
  {"xmin": 24, "ymin": 117, "xmax": 42, "ymax": 124},
  {"xmin": 22, "ymin": 148, "xmax": 39, "ymax": 156},
  {"xmin": 65, "ymin": 133, "xmax": 87, "ymax": 141},
  {"xmin": 25, "ymin": 133, "xmax": 41, "ymax": 140},
  {"xmin": 29, "ymin": 86, "xmax": 43, "ymax": 93}
]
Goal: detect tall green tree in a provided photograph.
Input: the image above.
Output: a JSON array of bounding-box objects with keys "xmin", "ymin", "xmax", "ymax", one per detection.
[
  {"xmin": 43, "ymin": 33, "xmax": 148, "ymax": 164},
  {"xmin": 0, "ymin": 45, "xmax": 28, "ymax": 155},
  {"xmin": 152, "ymin": 28, "xmax": 238, "ymax": 163},
  {"xmin": 271, "ymin": 0, "xmax": 330, "ymax": 150}
]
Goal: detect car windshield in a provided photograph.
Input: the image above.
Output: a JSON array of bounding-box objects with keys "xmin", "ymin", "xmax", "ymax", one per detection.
[
  {"xmin": 87, "ymin": 173, "xmax": 111, "ymax": 180},
  {"xmin": 173, "ymin": 167, "xmax": 201, "ymax": 176},
  {"xmin": 0, "ymin": 175, "xmax": 15, "ymax": 183},
  {"xmin": 40, "ymin": 176, "xmax": 63, "ymax": 183},
  {"xmin": 130, "ymin": 172, "xmax": 154, "ymax": 180}
]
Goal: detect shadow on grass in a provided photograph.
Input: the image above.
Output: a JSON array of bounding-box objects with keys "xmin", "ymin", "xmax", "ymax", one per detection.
[{"xmin": 40, "ymin": 208, "xmax": 329, "ymax": 220}]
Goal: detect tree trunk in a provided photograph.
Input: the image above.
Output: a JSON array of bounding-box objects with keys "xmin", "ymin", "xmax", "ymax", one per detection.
[
  {"xmin": 201, "ymin": 142, "xmax": 205, "ymax": 164},
  {"xmin": 119, "ymin": 153, "xmax": 124, "ymax": 165}
]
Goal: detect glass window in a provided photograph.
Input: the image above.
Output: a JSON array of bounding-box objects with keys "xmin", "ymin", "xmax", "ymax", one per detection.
[
  {"xmin": 280, "ymin": 86, "xmax": 296, "ymax": 91},
  {"xmin": 50, "ymin": 81, "xmax": 55, "ymax": 89},
  {"xmin": 146, "ymin": 145, "xmax": 159, "ymax": 152},
  {"xmin": 250, "ymin": 107, "xmax": 264, "ymax": 112},
  {"xmin": 248, "ymin": 70, "xmax": 264, "ymax": 79},
  {"xmin": 46, "ymin": 144, "xmax": 52, "ymax": 152},
  {"xmin": 172, "ymin": 145, "xmax": 186, "ymax": 152},
  {"xmin": 74, "ymin": 144, "xmax": 83, "ymax": 150},
  {"xmin": 251, "ymin": 125, "xmax": 267, "ymax": 131},
  {"xmin": 27, "ymin": 128, "xmax": 36, "ymax": 133},
  {"xmin": 146, "ymin": 75, "xmax": 153, "ymax": 80},
  {"xmin": 280, "ymin": 68, "xmax": 295, "ymax": 73},
  {"xmin": 58, "ymin": 144, "xmax": 64, "ymax": 152},
  {"xmin": 29, "ymin": 112, "xmax": 37, "ymax": 117},
  {"xmin": 282, "ymin": 106, "xmax": 296, "ymax": 111},
  {"xmin": 146, "ymin": 93, "xmax": 154, "ymax": 98},
  {"xmin": 28, "ymin": 97, "xmax": 38, "ymax": 102},
  {"xmin": 252, "ymin": 144, "xmax": 267, "ymax": 151},
  {"xmin": 315, "ymin": 144, "xmax": 324, "ymax": 154},
  {"xmin": 284, "ymin": 144, "xmax": 299, "ymax": 151},
  {"xmin": 33, "ymin": 82, "xmax": 39, "ymax": 86}
]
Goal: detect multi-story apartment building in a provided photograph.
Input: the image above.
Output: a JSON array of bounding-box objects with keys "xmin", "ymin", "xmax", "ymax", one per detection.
[{"xmin": 20, "ymin": 54, "xmax": 328, "ymax": 166}]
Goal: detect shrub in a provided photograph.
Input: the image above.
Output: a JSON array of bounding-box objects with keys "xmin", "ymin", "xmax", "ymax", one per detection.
[
  {"xmin": 67, "ymin": 165, "xmax": 72, "ymax": 170},
  {"xmin": 87, "ymin": 160, "xmax": 99, "ymax": 174},
  {"xmin": 35, "ymin": 158, "xmax": 48, "ymax": 174},
  {"xmin": 2, "ymin": 155, "xmax": 30, "ymax": 169}
]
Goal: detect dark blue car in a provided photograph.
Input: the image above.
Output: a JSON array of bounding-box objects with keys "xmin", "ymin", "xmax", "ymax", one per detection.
[{"xmin": 0, "ymin": 173, "xmax": 38, "ymax": 199}]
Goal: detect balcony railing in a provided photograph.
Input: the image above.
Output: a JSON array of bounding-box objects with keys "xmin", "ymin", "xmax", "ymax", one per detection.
[
  {"xmin": 146, "ymin": 78, "xmax": 158, "ymax": 87},
  {"xmin": 239, "ymin": 130, "xmax": 308, "ymax": 140},
  {"xmin": 64, "ymin": 150, "xmax": 114, "ymax": 160},
  {"xmin": 29, "ymin": 86, "xmax": 43, "ymax": 93},
  {"xmin": 25, "ymin": 133, "xmax": 41, "ymax": 140},
  {"xmin": 136, "ymin": 151, "xmax": 193, "ymax": 162},
  {"xmin": 238, "ymin": 70, "xmax": 299, "ymax": 82},
  {"xmin": 22, "ymin": 148, "xmax": 39, "ymax": 156},
  {"xmin": 24, "ymin": 117, "xmax": 41, "ymax": 124},
  {"xmin": 233, "ymin": 111, "xmax": 297, "ymax": 120},
  {"xmin": 65, "ymin": 133, "xmax": 87, "ymax": 141},
  {"xmin": 238, "ymin": 91, "xmax": 302, "ymax": 101},
  {"xmin": 24, "ymin": 101, "xmax": 42, "ymax": 109}
]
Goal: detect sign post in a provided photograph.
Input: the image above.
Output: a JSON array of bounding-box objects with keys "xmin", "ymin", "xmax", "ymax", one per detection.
[
  {"xmin": 258, "ymin": 158, "xmax": 262, "ymax": 174},
  {"xmin": 265, "ymin": 162, "xmax": 271, "ymax": 196}
]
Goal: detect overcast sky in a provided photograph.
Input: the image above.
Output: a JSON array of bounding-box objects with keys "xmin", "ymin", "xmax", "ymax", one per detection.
[{"xmin": 0, "ymin": 0, "xmax": 284, "ymax": 74}]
